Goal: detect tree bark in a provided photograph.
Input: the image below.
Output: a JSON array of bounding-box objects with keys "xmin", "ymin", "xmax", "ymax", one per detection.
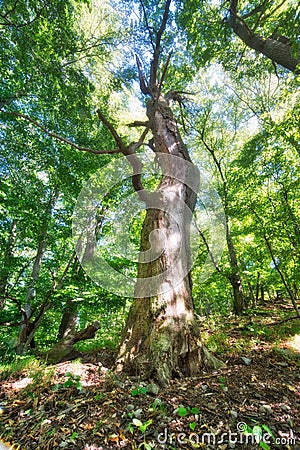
[
  {"xmin": 0, "ymin": 220, "xmax": 17, "ymax": 308},
  {"xmin": 116, "ymin": 94, "xmax": 223, "ymax": 385},
  {"xmin": 255, "ymin": 272, "xmax": 260, "ymax": 305},
  {"xmin": 226, "ymin": 222, "xmax": 244, "ymax": 315},
  {"xmin": 228, "ymin": 0, "xmax": 300, "ymax": 73},
  {"xmin": 201, "ymin": 125, "xmax": 245, "ymax": 315},
  {"xmin": 17, "ymin": 191, "xmax": 58, "ymax": 354},
  {"xmin": 46, "ymin": 321, "xmax": 100, "ymax": 364},
  {"xmin": 57, "ymin": 301, "xmax": 78, "ymax": 340}
]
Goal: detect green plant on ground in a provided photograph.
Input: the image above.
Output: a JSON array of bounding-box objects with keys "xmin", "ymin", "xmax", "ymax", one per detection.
[
  {"xmin": 131, "ymin": 386, "xmax": 148, "ymax": 396},
  {"xmin": 177, "ymin": 405, "xmax": 199, "ymax": 417},
  {"xmin": 70, "ymin": 431, "xmax": 78, "ymax": 442},
  {"xmin": 63, "ymin": 372, "xmax": 83, "ymax": 391},
  {"xmin": 205, "ymin": 331, "xmax": 229, "ymax": 354},
  {"xmin": 128, "ymin": 418, "xmax": 153, "ymax": 449},
  {"xmin": 92, "ymin": 420, "xmax": 103, "ymax": 434},
  {"xmin": 189, "ymin": 421, "xmax": 197, "ymax": 431},
  {"xmin": 218, "ymin": 376, "xmax": 227, "ymax": 390},
  {"xmin": 148, "ymin": 398, "xmax": 168, "ymax": 416},
  {"xmin": 243, "ymin": 422, "xmax": 275, "ymax": 449}
]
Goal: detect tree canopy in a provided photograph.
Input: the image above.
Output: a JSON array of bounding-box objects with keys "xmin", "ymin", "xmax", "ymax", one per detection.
[
  {"xmin": 0, "ymin": 0, "xmax": 300, "ymax": 448},
  {"xmin": 0, "ymin": 0, "xmax": 299, "ymax": 377}
]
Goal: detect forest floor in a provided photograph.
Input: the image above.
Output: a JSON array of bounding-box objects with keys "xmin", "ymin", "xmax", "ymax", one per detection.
[{"xmin": 0, "ymin": 307, "xmax": 300, "ymax": 449}]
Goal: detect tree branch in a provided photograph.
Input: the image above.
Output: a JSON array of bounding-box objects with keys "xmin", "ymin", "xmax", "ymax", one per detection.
[
  {"xmin": 97, "ymin": 109, "xmax": 152, "ymax": 203},
  {"xmin": 158, "ymin": 50, "xmax": 173, "ymax": 95},
  {"xmin": 193, "ymin": 220, "xmax": 222, "ymax": 274},
  {"xmin": 0, "ymin": 1, "xmax": 48, "ymax": 28},
  {"xmin": 150, "ymin": 0, "xmax": 172, "ymax": 88},
  {"xmin": 139, "ymin": 0, "xmax": 155, "ymax": 52},
  {"xmin": 127, "ymin": 120, "xmax": 150, "ymax": 128},
  {"xmin": 241, "ymin": 0, "xmax": 268, "ymax": 19},
  {"xmin": 267, "ymin": 314, "xmax": 300, "ymax": 326},
  {"xmin": 228, "ymin": 0, "xmax": 300, "ymax": 73},
  {"xmin": 156, "ymin": 0, "xmax": 172, "ymax": 49},
  {"xmin": 4, "ymin": 111, "xmax": 120, "ymax": 155},
  {"xmin": 135, "ymin": 54, "xmax": 150, "ymax": 95},
  {"xmin": 254, "ymin": 0, "xmax": 288, "ymax": 27},
  {"xmin": 96, "ymin": 109, "xmax": 127, "ymax": 152}
]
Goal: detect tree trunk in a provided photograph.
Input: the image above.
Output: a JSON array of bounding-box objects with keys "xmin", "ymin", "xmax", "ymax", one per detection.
[
  {"xmin": 260, "ymin": 284, "xmax": 265, "ymax": 303},
  {"xmin": 116, "ymin": 94, "xmax": 223, "ymax": 385},
  {"xmin": 247, "ymin": 281, "xmax": 255, "ymax": 306},
  {"xmin": 229, "ymin": 274, "xmax": 244, "ymax": 315},
  {"xmin": 46, "ymin": 321, "xmax": 100, "ymax": 364},
  {"xmin": 226, "ymin": 220, "xmax": 245, "ymax": 315},
  {"xmin": 201, "ymin": 129, "xmax": 245, "ymax": 315},
  {"xmin": 0, "ymin": 220, "xmax": 17, "ymax": 308},
  {"xmin": 57, "ymin": 302, "xmax": 78, "ymax": 340},
  {"xmin": 17, "ymin": 191, "xmax": 58, "ymax": 354}
]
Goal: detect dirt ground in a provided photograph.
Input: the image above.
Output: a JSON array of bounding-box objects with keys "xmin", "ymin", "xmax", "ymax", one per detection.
[{"xmin": 0, "ymin": 341, "xmax": 299, "ymax": 450}]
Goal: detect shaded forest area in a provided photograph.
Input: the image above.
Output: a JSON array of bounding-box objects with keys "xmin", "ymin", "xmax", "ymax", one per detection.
[{"xmin": 0, "ymin": 0, "xmax": 299, "ymax": 448}]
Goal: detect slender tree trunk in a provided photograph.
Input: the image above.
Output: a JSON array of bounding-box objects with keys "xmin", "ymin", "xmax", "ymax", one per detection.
[
  {"xmin": 255, "ymin": 272, "xmax": 260, "ymax": 305},
  {"xmin": 260, "ymin": 284, "xmax": 265, "ymax": 303},
  {"xmin": 226, "ymin": 223, "xmax": 244, "ymax": 315},
  {"xmin": 0, "ymin": 220, "xmax": 17, "ymax": 308},
  {"xmin": 116, "ymin": 95, "xmax": 223, "ymax": 385},
  {"xmin": 201, "ymin": 126, "xmax": 245, "ymax": 315},
  {"xmin": 247, "ymin": 281, "xmax": 255, "ymax": 306},
  {"xmin": 264, "ymin": 234, "xmax": 299, "ymax": 316},
  {"xmin": 17, "ymin": 191, "xmax": 58, "ymax": 353}
]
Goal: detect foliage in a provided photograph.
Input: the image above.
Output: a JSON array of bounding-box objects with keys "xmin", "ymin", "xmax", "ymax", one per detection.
[
  {"xmin": 62, "ymin": 372, "xmax": 83, "ymax": 391},
  {"xmin": 0, "ymin": 0, "xmax": 299, "ymax": 363}
]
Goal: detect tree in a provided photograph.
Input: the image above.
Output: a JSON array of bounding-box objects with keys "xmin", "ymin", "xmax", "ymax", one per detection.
[
  {"xmin": 89, "ymin": 0, "xmax": 222, "ymax": 385},
  {"xmin": 0, "ymin": 0, "xmax": 123, "ymax": 352},
  {"xmin": 233, "ymin": 117, "xmax": 300, "ymax": 315},
  {"xmin": 199, "ymin": 111, "xmax": 245, "ymax": 315},
  {"xmin": 1, "ymin": 0, "xmax": 299, "ymax": 384}
]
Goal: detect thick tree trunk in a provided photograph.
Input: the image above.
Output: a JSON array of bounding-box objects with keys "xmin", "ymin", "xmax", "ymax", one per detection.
[
  {"xmin": 116, "ymin": 95, "xmax": 223, "ymax": 385},
  {"xmin": 57, "ymin": 303, "xmax": 78, "ymax": 340}
]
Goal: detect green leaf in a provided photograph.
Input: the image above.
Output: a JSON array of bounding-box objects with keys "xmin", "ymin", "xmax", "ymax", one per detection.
[
  {"xmin": 252, "ymin": 425, "xmax": 263, "ymax": 443},
  {"xmin": 132, "ymin": 418, "xmax": 143, "ymax": 427},
  {"xmin": 189, "ymin": 421, "xmax": 197, "ymax": 431},
  {"xmin": 138, "ymin": 443, "xmax": 152, "ymax": 450},
  {"xmin": 177, "ymin": 407, "xmax": 188, "ymax": 417},
  {"xmin": 139, "ymin": 387, "xmax": 148, "ymax": 395},
  {"xmin": 64, "ymin": 379, "xmax": 74, "ymax": 388},
  {"xmin": 65, "ymin": 372, "xmax": 74, "ymax": 378},
  {"xmin": 262, "ymin": 424, "xmax": 275, "ymax": 439},
  {"xmin": 259, "ymin": 441, "xmax": 270, "ymax": 450}
]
